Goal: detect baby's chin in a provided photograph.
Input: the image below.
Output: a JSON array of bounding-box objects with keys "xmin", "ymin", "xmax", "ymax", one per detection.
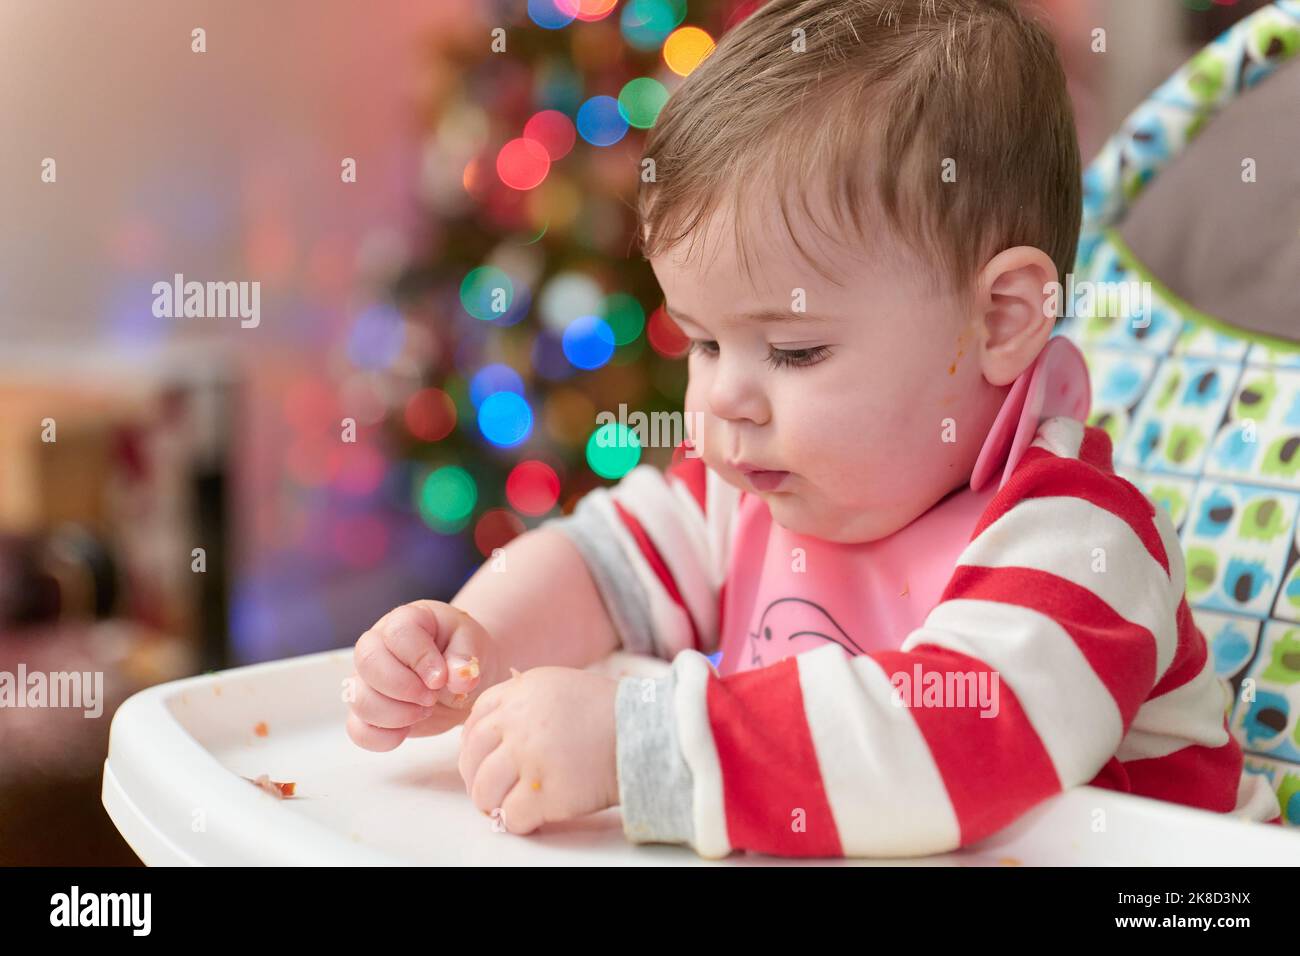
[{"xmin": 759, "ymin": 491, "xmax": 908, "ymax": 544}]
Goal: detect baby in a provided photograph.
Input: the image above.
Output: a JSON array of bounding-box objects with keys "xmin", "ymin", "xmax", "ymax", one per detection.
[{"xmin": 347, "ymin": 0, "xmax": 1282, "ymax": 857}]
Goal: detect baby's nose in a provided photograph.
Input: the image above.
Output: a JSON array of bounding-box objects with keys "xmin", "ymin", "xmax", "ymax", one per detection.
[{"xmin": 705, "ymin": 364, "xmax": 768, "ymax": 424}]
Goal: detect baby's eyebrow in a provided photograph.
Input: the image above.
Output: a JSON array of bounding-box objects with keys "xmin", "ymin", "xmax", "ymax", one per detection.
[{"xmin": 665, "ymin": 305, "xmax": 836, "ymax": 326}]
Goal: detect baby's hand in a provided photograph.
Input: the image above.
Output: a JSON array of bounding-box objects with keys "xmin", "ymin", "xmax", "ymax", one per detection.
[
  {"xmin": 347, "ymin": 600, "xmax": 502, "ymax": 752},
  {"xmin": 458, "ymin": 666, "xmax": 620, "ymax": 834}
]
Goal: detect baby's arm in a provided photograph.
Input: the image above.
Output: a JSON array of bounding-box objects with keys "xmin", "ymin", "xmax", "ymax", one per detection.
[
  {"xmin": 455, "ymin": 442, "xmax": 732, "ymax": 671},
  {"xmin": 448, "ymin": 525, "xmax": 621, "ymax": 675}
]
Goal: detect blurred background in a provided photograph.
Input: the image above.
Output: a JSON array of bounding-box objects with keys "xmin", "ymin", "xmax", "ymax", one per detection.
[{"xmin": 0, "ymin": 0, "xmax": 1274, "ymax": 863}]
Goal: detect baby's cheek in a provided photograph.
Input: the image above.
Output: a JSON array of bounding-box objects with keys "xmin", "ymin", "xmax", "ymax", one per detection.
[{"xmin": 683, "ymin": 396, "xmax": 718, "ymax": 457}]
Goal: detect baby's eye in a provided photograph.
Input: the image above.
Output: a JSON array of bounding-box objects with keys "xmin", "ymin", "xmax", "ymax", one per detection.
[
  {"xmin": 686, "ymin": 339, "xmax": 831, "ymax": 370},
  {"xmin": 767, "ymin": 345, "xmax": 832, "ymax": 370}
]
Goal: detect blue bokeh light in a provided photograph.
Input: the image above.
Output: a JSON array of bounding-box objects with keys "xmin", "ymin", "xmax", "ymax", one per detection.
[
  {"xmin": 576, "ymin": 95, "xmax": 629, "ymax": 147},
  {"xmin": 478, "ymin": 391, "xmax": 534, "ymax": 447},
  {"xmin": 528, "ymin": 0, "xmax": 575, "ymax": 30},
  {"xmin": 562, "ymin": 314, "xmax": 616, "ymax": 370}
]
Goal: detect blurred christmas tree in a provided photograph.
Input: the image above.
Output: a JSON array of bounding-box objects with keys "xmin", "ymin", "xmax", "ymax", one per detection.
[{"xmin": 377, "ymin": 0, "xmax": 758, "ymax": 585}]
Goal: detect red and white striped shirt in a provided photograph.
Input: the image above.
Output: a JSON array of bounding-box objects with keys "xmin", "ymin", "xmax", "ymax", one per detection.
[{"xmin": 546, "ymin": 416, "xmax": 1281, "ymax": 858}]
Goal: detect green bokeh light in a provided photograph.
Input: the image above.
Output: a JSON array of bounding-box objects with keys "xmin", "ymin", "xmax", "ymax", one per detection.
[
  {"xmin": 586, "ymin": 423, "xmax": 641, "ymax": 479},
  {"xmin": 459, "ymin": 266, "xmax": 514, "ymax": 321},
  {"xmin": 601, "ymin": 292, "xmax": 646, "ymax": 345},
  {"xmin": 418, "ymin": 465, "xmax": 478, "ymax": 534},
  {"xmin": 617, "ymin": 77, "xmax": 669, "ymax": 129}
]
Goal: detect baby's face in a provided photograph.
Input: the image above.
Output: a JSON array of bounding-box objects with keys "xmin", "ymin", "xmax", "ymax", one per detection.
[{"xmin": 651, "ymin": 201, "xmax": 1006, "ymax": 544}]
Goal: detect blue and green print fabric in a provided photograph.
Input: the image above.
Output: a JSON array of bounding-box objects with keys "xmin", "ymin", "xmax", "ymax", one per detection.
[{"xmin": 1054, "ymin": 1, "xmax": 1300, "ymax": 826}]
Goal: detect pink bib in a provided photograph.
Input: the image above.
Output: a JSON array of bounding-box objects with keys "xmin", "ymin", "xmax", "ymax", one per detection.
[{"xmin": 715, "ymin": 337, "xmax": 1091, "ymax": 676}]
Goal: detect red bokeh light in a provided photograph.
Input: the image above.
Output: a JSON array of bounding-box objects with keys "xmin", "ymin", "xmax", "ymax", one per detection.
[
  {"xmin": 404, "ymin": 387, "xmax": 457, "ymax": 442},
  {"xmin": 474, "ymin": 508, "xmax": 526, "ymax": 558},
  {"xmin": 496, "ymin": 137, "xmax": 551, "ymax": 191},
  {"xmin": 523, "ymin": 110, "xmax": 577, "ymax": 161},
  {"xmin": 505, "ymin": 460, "xmax": 561, "ymax": 516}
]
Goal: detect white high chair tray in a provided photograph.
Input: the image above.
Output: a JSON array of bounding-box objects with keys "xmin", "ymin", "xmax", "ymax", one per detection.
[{"xmin": 102, "ymin": 649, "xmax": 1300, "ymax": 866}]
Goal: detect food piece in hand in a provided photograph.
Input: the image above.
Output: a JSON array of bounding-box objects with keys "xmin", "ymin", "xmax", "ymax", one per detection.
[{"xmin": 456, "ymin": 656, "xmax": 481, "ymax": 681}]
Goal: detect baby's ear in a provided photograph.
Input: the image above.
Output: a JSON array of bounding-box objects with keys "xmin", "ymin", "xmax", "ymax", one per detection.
[{"xmin": 975, "ymin": 247, "xmax": 1057, "ymax": 387}]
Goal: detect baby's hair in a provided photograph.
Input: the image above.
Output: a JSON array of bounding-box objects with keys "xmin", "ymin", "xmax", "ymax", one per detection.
[{"xmin": 636, "ymin": 0, "xmax": 1082, "ymax": 299}]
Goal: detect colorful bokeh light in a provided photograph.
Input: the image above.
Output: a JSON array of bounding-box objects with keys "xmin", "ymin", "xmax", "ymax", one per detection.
[
  {"xmin": 557, "ymin": 0, "xmax": 619, "ymax": 22},
  {"xmin": 506, "ymin": 460, "xmax": 562, "ymax": 515},
  {"xmin": 460, "ymin": 266, "xmax": 515, "ymax": 320},
  {"xmin": 617, "ymin": 77, "xmax": 669, "ymax": 128},
  {"xmin": 646, "ymin": 303, "xmax": 691, "ymax": 357},
  {"xmin": 418, "ymin": 466, "xmax": 478, "ymax": 534},
  {"xmin": 523, "ymin": 109, "xmax": 577, "ymax": 161},
  {"xmin": 562, "ymin": 315, "xmax": 616, "ymax": 369},
  {"xmin": 621, "ymin": 0, "xmax": 687, "ymax": 51},
  {"xmin": 473, "ymin": 508, "xmax": 527, "ymax": 558},
  {"xmin": 601, "ymin": 292, "xmax": 646, "ymax": 345},
  {"xmin": 586, "ymin": 422, "xmax": 641, "ymax": 479},
  {"xmin": 576, "ymin": 95, "xmax": 629, "ymax": 146},
  {"xmin": 663, "ymin": 26, "xmax": 715, "ymax": 77},
  {"xmin": 539, "ymin": 271, "xmax": 603, "ymax": 332},
  {"xmin": 528, "ymin": 0, "xmax": 576, "ymax": 30},
  {"xmin": 470, "ymin": 363, "xmax": 526, "ymax": 408},
  {"xmin": 478, "ymin": 391, "xmax": 534, "ymax": 447},
  {"xmin": 496, "ymin": 137, "xmax": 551, "ymax": 190},
  {"xmin": 404, "ymin": 387, "xmax": 457, "ymax": 442}
]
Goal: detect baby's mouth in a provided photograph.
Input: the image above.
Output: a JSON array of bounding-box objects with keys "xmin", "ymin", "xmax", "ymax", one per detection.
[{"xmin": 737, "ymin": 468, "xmax": 790, "ymax": 492}]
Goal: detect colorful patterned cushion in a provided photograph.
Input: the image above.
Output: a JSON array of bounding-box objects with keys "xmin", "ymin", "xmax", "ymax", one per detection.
[{"xmin": 1058, "ymin": 1, "xmax": 1300, "ymax": 827}]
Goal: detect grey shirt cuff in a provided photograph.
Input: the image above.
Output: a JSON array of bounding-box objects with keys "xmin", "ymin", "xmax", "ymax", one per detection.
[
  {"xmin": 614, "ymin": 674, "xmax": 696, "ymax": 847},
  {"xmin": 543, "ymin": 499, "xmax": 658, "ymax": 657}
]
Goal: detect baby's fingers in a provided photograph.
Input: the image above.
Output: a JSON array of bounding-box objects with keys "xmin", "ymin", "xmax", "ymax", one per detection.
[
  {"xmin": 458, "ymin": 717, "xmax": 504, "ymax": 792},
  {"xmin": 432, "ymin": 611, "xmax": 490, "ymax": 709},
  {"xmin": 354, "ymin": 631, "xmax": 436, "ymax": 707},
  {"xmin": 442, "ymin": 612, "xmax": 487, "ymax": 692},
  {"xmin": 346, "ymin": 711, "xmax": 410, "ymax": 753},
  {"xmin": 351, "ymin": 680, "xmax": 436, "ymax": 729},
  {"xmin": 379, "ymin": 602, "xmax": 449, "ymax": 691},
  {"xmin": 433, "ymin": 655, "xmax": 480, "ymax": 710}
]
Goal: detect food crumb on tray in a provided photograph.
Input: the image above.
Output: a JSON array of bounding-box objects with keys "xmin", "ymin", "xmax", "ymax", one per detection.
[
  {"xmin": 245, "ymin": 774, "xmax": 296, "ymax": 798},
  {"xmin": 253, "ymin": 721, "xmax": 268, "ymax": 737}
]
